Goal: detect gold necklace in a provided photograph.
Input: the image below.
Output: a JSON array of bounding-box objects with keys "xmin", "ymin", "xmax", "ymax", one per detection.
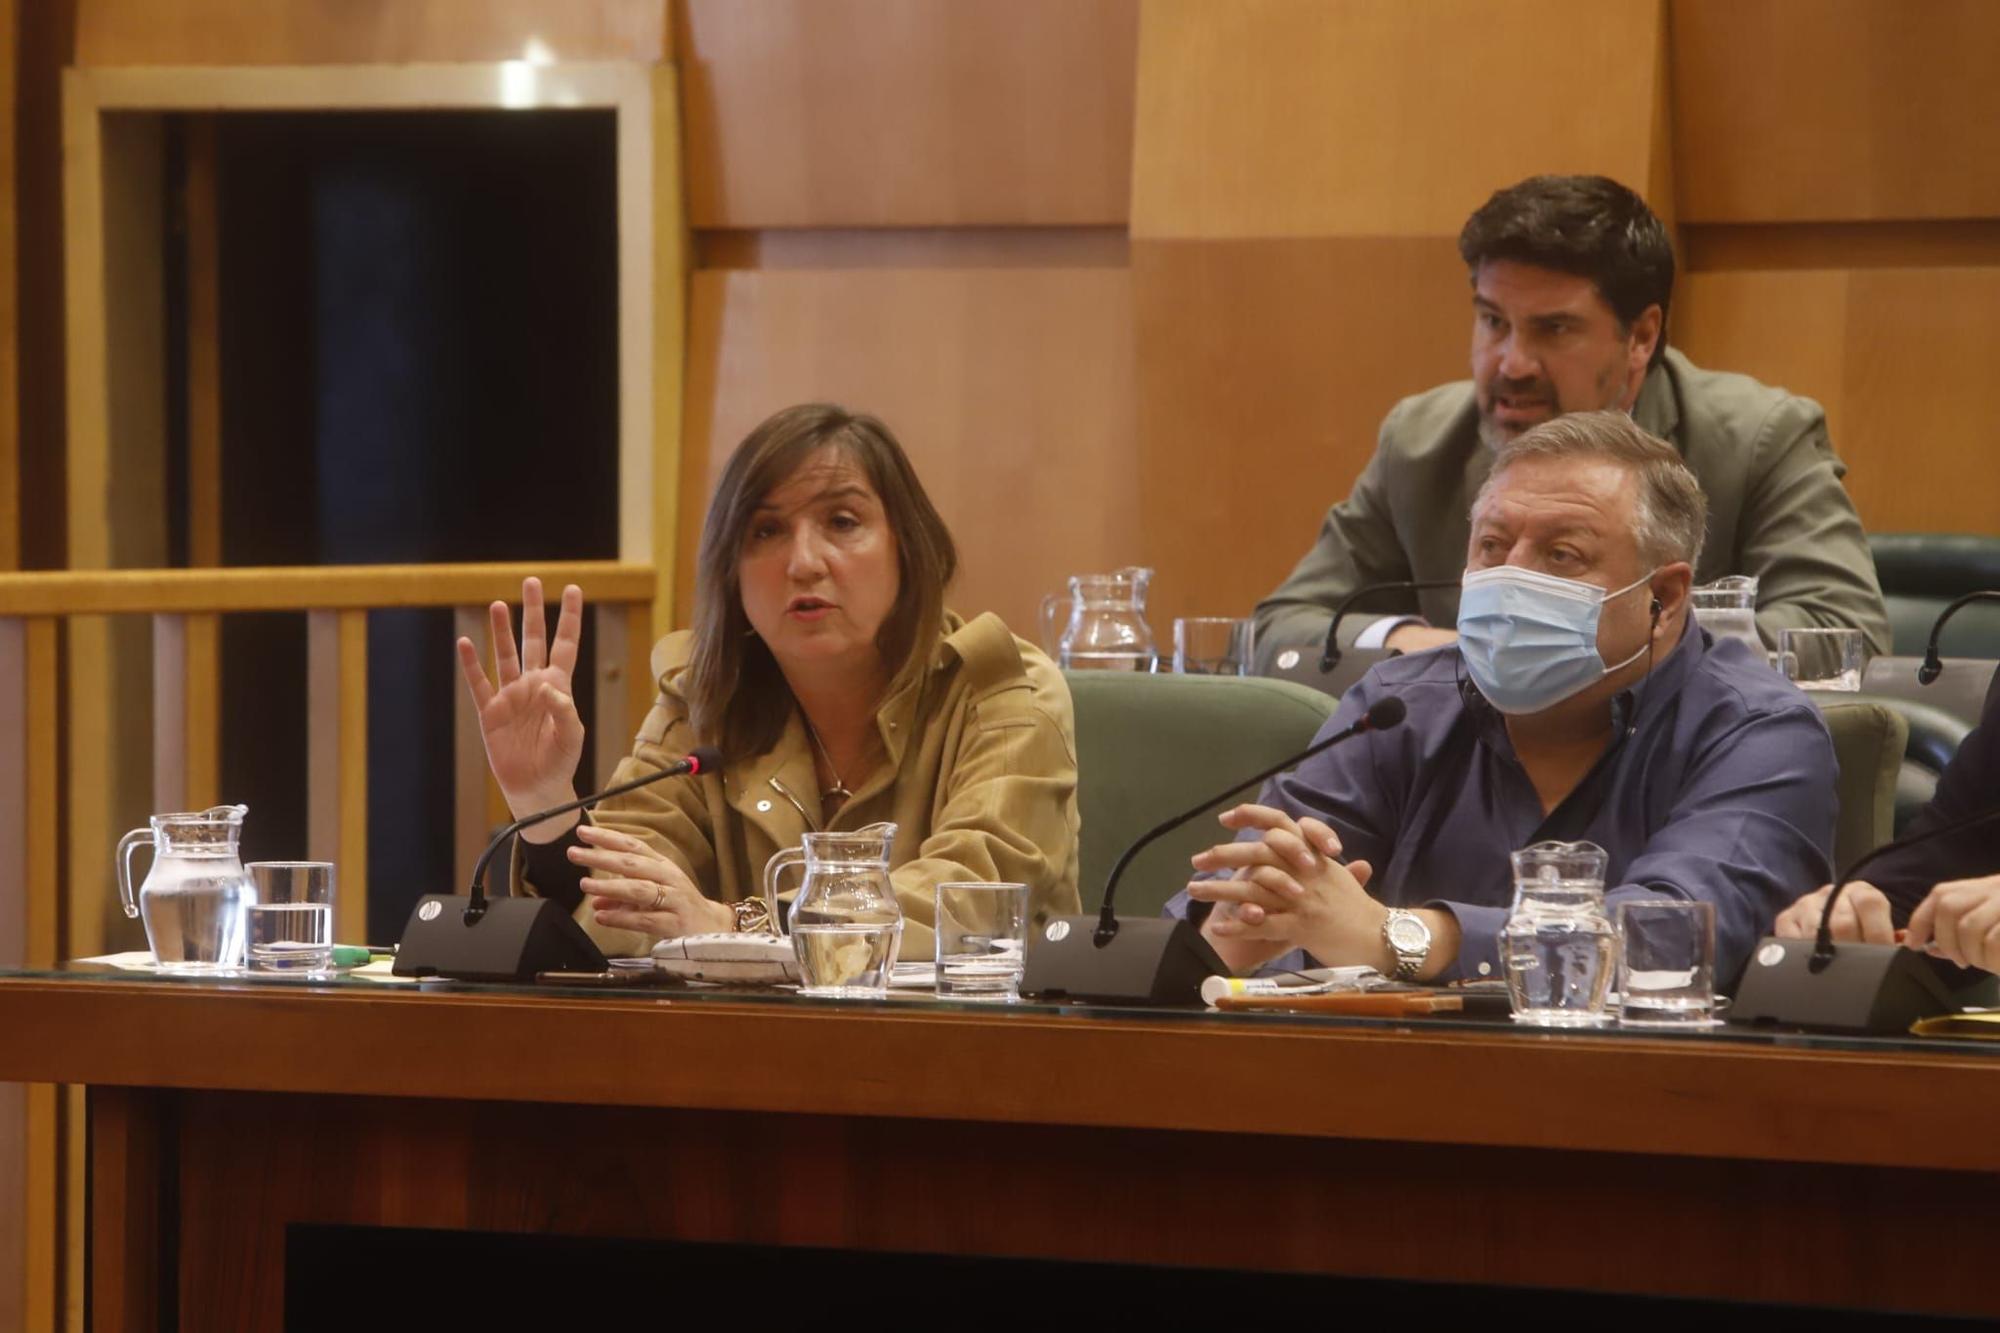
[{"xmin": 802, "ymin": 715, "xmax": 854, "ymax": 804}]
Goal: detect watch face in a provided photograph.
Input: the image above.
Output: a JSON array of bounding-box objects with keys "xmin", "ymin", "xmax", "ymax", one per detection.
[{"xmin": 1387, "ymin": 915, "xmax": 1429, "ymax": 952}]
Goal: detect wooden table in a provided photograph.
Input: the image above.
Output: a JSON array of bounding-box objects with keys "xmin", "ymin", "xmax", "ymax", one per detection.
[{"xmin": 2, "ymin": 972, "xmax": 1997, "ymax": 1328}]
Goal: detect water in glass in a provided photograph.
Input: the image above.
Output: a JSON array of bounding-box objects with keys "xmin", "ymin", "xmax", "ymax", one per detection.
[
  {"xmin": 767, "ymin": 823, "xmax": 904, "ymax": 998},
  {"xmin": 246, "ymin": 902, "xmax": 334, "ymax": 972},
  {"xmin": 116, "ymin": 805, "xmax": 254, "ymax": 974},
  {"xmin": 1502, "ymin": 841, "xmax": 1616, "ymax": 1027}
]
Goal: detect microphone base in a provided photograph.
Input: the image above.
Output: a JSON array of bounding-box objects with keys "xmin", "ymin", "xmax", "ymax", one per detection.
[
  {"xmin": 393, "ymin": 895, "xmax": 609, "ymax": 983},
  {"xmin": 1020, "ymin": 915, "xmax": 1227, "ymax": 1006},
  {"xmin": 1731, "ymin": 937, "xmax": 1955, "ymax": 1033}
]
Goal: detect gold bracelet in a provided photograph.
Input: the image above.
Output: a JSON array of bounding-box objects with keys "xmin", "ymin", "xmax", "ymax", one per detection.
[{"xmin": 731, "ymin": 895, "xmax": 775, "ymax": 935}]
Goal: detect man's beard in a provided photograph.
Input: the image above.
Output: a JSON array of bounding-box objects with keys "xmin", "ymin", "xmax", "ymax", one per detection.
[{"xmin": 1477, "ymin": 378, "xmax": 1562, "ymax": 450}]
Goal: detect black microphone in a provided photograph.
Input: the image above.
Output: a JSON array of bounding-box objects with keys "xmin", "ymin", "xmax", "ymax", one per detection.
[
  {"xmin": 395, "ymin": 747, "xmax": 723, "ymax": 982},
  {"xmin": 1319, "ymin": 581, "xmax": 1460, "ymax": 672},
  {"xmin": 1734, "ymin": 798, "xmax": 2000, "ymax": 1032},
  {"xmin": 1022, "ymin": 696, "xmax": 1408, "ymax": 1005},
  {"xmin": 1917, "ymin": 590, "xmax": 2000, "ymax": 685},
  {"xmin": 463, "ymin": 746, "xmax": 722, "ymax": 921}
]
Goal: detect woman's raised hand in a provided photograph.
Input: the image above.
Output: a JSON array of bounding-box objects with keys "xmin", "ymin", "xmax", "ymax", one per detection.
[{"xmin": 457, "ymin": 578, "xmax": 587, "ymax": 824}]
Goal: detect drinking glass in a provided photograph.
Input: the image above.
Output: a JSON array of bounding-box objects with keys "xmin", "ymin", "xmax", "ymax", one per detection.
[
  {"xmin": 935, "ymin": 882, "xmax": 1028, "ymax": 1000},
  {"xmin": 245, "ymin": 861, "xmax": 336, "ymax": 973},
  {"xmin": 1172, "ymin": 617, "xmax": 1254, "ymax": 676},
  {"xmin": 1779, "ymin": 627, "xmax": 1865, "ymax": 691},
  {"xmin": 1617, "ymin": 899, "xmax": 1718, "ymax": 1027}
]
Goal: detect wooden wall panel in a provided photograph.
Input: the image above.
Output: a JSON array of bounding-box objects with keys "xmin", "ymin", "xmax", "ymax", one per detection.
[
  {"xmin": 678, "ymin": 0, "xmax": 1138, "ymax": 228},
  {"xmin": 1676, "ymin": 267, "xmax": 2000, "ymax": 535},
  {"xmin": 1134, "ymin": 237, "xmax": 1471, "ymax": 624},
  {"xmin": 74, "ymin": 0, "xmax": 669, "ymax": 65},
  {"xmin": 1130, "ymin": 0, "xmax": 1672, "ymax": 626},
  {"xmin": 681, "ymin": 268, "xmax": 1136, "ymax": 641},
  {"xmin": 1132, "ymin": 0, "xmax": 1666, "ymax": 239},
  {"xmin": 1673, "ymin": 0, "xmax": 2000, "ymax": 223}
]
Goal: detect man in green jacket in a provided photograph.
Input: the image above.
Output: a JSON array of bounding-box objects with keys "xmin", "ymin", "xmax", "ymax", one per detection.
[{"xmin": 1255, "ymin": 174, "xmax": 1890, "ymax": 666}]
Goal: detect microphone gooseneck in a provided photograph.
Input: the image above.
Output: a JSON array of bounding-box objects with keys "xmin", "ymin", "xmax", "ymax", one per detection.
[
  {"xmin": 1917, "ymin": 590, "xmax": 2000, "ymax": 685},
  {"xmin": 1092, "ymin": 695, "xmax": 1408, "ymax": 947},
  {"xmin": 464, "ymin": 746, "xmax": 723, "ymax": 922},
  {"xmin": 1810, "ymin": 799, "xmax": 2000, "ymax": 971},
  {"xmin": 1318, "ymin": 581, "xmax": 1462, "ymax": 673}
]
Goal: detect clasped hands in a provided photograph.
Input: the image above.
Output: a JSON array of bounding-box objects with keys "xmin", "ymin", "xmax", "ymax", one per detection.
[
  {"xmin": 1188, "ymin": 804, "xmax": 1456, "ymax": 978},
  {"xmin": 1776, "ymin": 874, "xmax": 2000, "ymax": 973}
]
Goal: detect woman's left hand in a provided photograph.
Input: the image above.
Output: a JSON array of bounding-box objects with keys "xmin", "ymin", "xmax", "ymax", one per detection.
[{"xmin": 571, "ymin": 824, "xmax": 734, "ymax": 939}]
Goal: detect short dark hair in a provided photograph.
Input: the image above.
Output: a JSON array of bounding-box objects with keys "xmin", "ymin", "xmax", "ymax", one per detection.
[
  {"xmin": 685, "ymin": 403, "xmax": 958, "ymax": 761},
  {"xmin": 1458, "ymin": 175, "xmax": 1675, "ymax": 366}
]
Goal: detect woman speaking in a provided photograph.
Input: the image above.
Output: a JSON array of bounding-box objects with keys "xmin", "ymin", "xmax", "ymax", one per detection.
[{"xmin": 457, "ymin": 403, "xmax": 1082, "ymax": 958}]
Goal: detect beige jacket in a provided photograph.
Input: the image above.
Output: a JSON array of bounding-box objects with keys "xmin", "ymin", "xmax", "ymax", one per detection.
[{"xmin": 518, "ymin": 611, "xmax": 1081, "ymax": 959}]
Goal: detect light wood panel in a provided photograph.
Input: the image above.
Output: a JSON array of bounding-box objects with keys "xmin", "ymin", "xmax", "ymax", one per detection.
[
  {"xmin": 1672, "ymin": 0, "xmax": 2000, "ymax": 224},
  {"xmin": 678, "ymin": 0, "xmax": 1138, "ymax": 227},
  {"xmin": 1133, "ymin": 237, "xmax": 1473, "ymax": 625},
  {"xmin": 74, "ymin": 0, "xmax": 669, "ymax": 66},
  {"xmin": 681, "ymin": 268, "xmax": 1137, "ymax": 639},
  {"xmin": 1131, "ymin": 0, "xmax": 1666, "ymax": 239},
  {"xmin": 149, "ymin": 613, "xmax": 219, "ymax": 812},
  {"xmin": 1676, "ymin": 266, "xmax": 2000, "ymax": 535},
  {"xmin": 698, "ymin": 227, "xmax": 1131, "ymax": 271},
  {"xmin": 307, "ymin": 610, "xmax": 368, "ymax": 941},
  {"xmin": 0, "ymin": 562, "xmax": 655, "ymax": 616}
]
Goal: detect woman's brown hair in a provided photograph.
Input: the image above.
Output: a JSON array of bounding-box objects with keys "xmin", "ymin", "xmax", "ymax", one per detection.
[{"xmin": 682, "ymin": 404, "xmax": 958, "ymax": 760}]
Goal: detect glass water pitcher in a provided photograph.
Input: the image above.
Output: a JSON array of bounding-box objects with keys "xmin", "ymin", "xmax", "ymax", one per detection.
[
  {"xmin": 1040, "ymin": 567, "xmax": 1157, "ymax": 671},
  {"xmin": 1501, "ymin": 840, "xmax": 1616, "ymax": 1027},
  {"xmin": 116, "ymin": 804, "xmax": 254, "ymax": 973},
  {"xmin": 1689, "ymin": 574, "xmax": 1762, "ymax": 654},
  {"xmin": 765, "ymin": 822, "xmax": 904, "ymax": 998}
]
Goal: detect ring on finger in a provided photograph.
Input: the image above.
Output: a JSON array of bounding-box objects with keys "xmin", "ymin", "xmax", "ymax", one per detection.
[{"xmin": 652, "ymin": 885, "xmax": 669, "ymax": 912}]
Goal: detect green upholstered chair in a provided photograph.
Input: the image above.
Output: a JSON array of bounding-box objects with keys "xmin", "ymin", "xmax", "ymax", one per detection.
[
  {"xmin": 1064, "ymin": 672, "xmax": 1338, "ymax": 917},
  {"xmin": 1840, "ymin": 692, "xmax": 1973, "ymax": 836},
  {"xmin": 1869, "ymin": 532, "xmax": 2000, "ymax": 657},
  {"xmin": 1814, "ymin": 699, "xmax": 1910, "ymax": 873}
]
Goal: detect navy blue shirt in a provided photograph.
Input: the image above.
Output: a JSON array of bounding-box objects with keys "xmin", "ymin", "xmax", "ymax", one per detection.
[
  {"xmin": 1169, "ymin": 624, "xmax": 1837, "ymax": 983},
  {"xmin": 1873, "ymin": 664, "xmax": 2000, "ymax": 906}
]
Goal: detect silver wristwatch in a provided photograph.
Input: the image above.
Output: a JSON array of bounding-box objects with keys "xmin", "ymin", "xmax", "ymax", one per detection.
[{"xmin": 1382, "ymin": 909, "xmax": 1431, "ymax": 981}]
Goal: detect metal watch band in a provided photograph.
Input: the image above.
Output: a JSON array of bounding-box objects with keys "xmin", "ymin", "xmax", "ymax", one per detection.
[{"xmin": 1383, "ymin": 908, "xmax": 1429, "ymax": 981}]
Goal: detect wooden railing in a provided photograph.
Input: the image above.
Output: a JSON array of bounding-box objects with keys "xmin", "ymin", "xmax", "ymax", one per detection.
[{"xmin": 0, "ymin": 561, "xmax": 659, "ymax": 963}]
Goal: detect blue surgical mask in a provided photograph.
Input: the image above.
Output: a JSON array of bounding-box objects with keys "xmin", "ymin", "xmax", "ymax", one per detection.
[{"xmin": 1456, "ymin": 566, "xmax": 1654, "ymax": 714}]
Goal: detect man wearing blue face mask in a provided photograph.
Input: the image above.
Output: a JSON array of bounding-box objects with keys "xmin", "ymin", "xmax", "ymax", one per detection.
[{"xmin": 1169, "ymin": 411, "xmax": 1837, "ymax": 985}]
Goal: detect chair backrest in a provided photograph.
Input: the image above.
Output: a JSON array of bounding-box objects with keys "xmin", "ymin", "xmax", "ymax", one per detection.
[
  {"xmin": 1869, "ymin": 532, "xmax": 2000, "ymax": 656},
  {"xmin": 1065, "ymin": 672, "xmax": 1338, "ymax": 917},
  {"xmin": 1838, "ymin": 691, "xmax": 1974, "ymax": 837},
  {"xmin": 1814, "ymin": 699, "xmax": 1909, "ymax": 873}
]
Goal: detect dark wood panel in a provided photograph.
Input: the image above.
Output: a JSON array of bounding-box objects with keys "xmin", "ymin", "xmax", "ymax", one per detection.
[
  {"xmin": 1682, "ymin": 221, "xmax": 2000, "ymax": 273},
  {"xmin": 88, "ymin": 1088, "xmax": 163, "ymax": 1333},
  {"xmin": 171, "ymin": 1090, "xmax": 2000, "ymax": 1326},
  {"xmin": 3, "ymin": 980, "xmax": 2000, "ymax": 1175}
]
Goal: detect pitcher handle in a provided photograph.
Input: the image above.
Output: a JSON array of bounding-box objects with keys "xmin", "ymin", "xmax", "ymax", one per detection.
[
  {"xmin": 761, "ymin": 847, "xmax": 805, "ymax": 935},
  {"xmin": 1038, "ymin": 593, "xmax": 1069, "ymax": 660},
  {"xmin": 115, "ymin": 827, "xmax": 153, "ymax": 920}
]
